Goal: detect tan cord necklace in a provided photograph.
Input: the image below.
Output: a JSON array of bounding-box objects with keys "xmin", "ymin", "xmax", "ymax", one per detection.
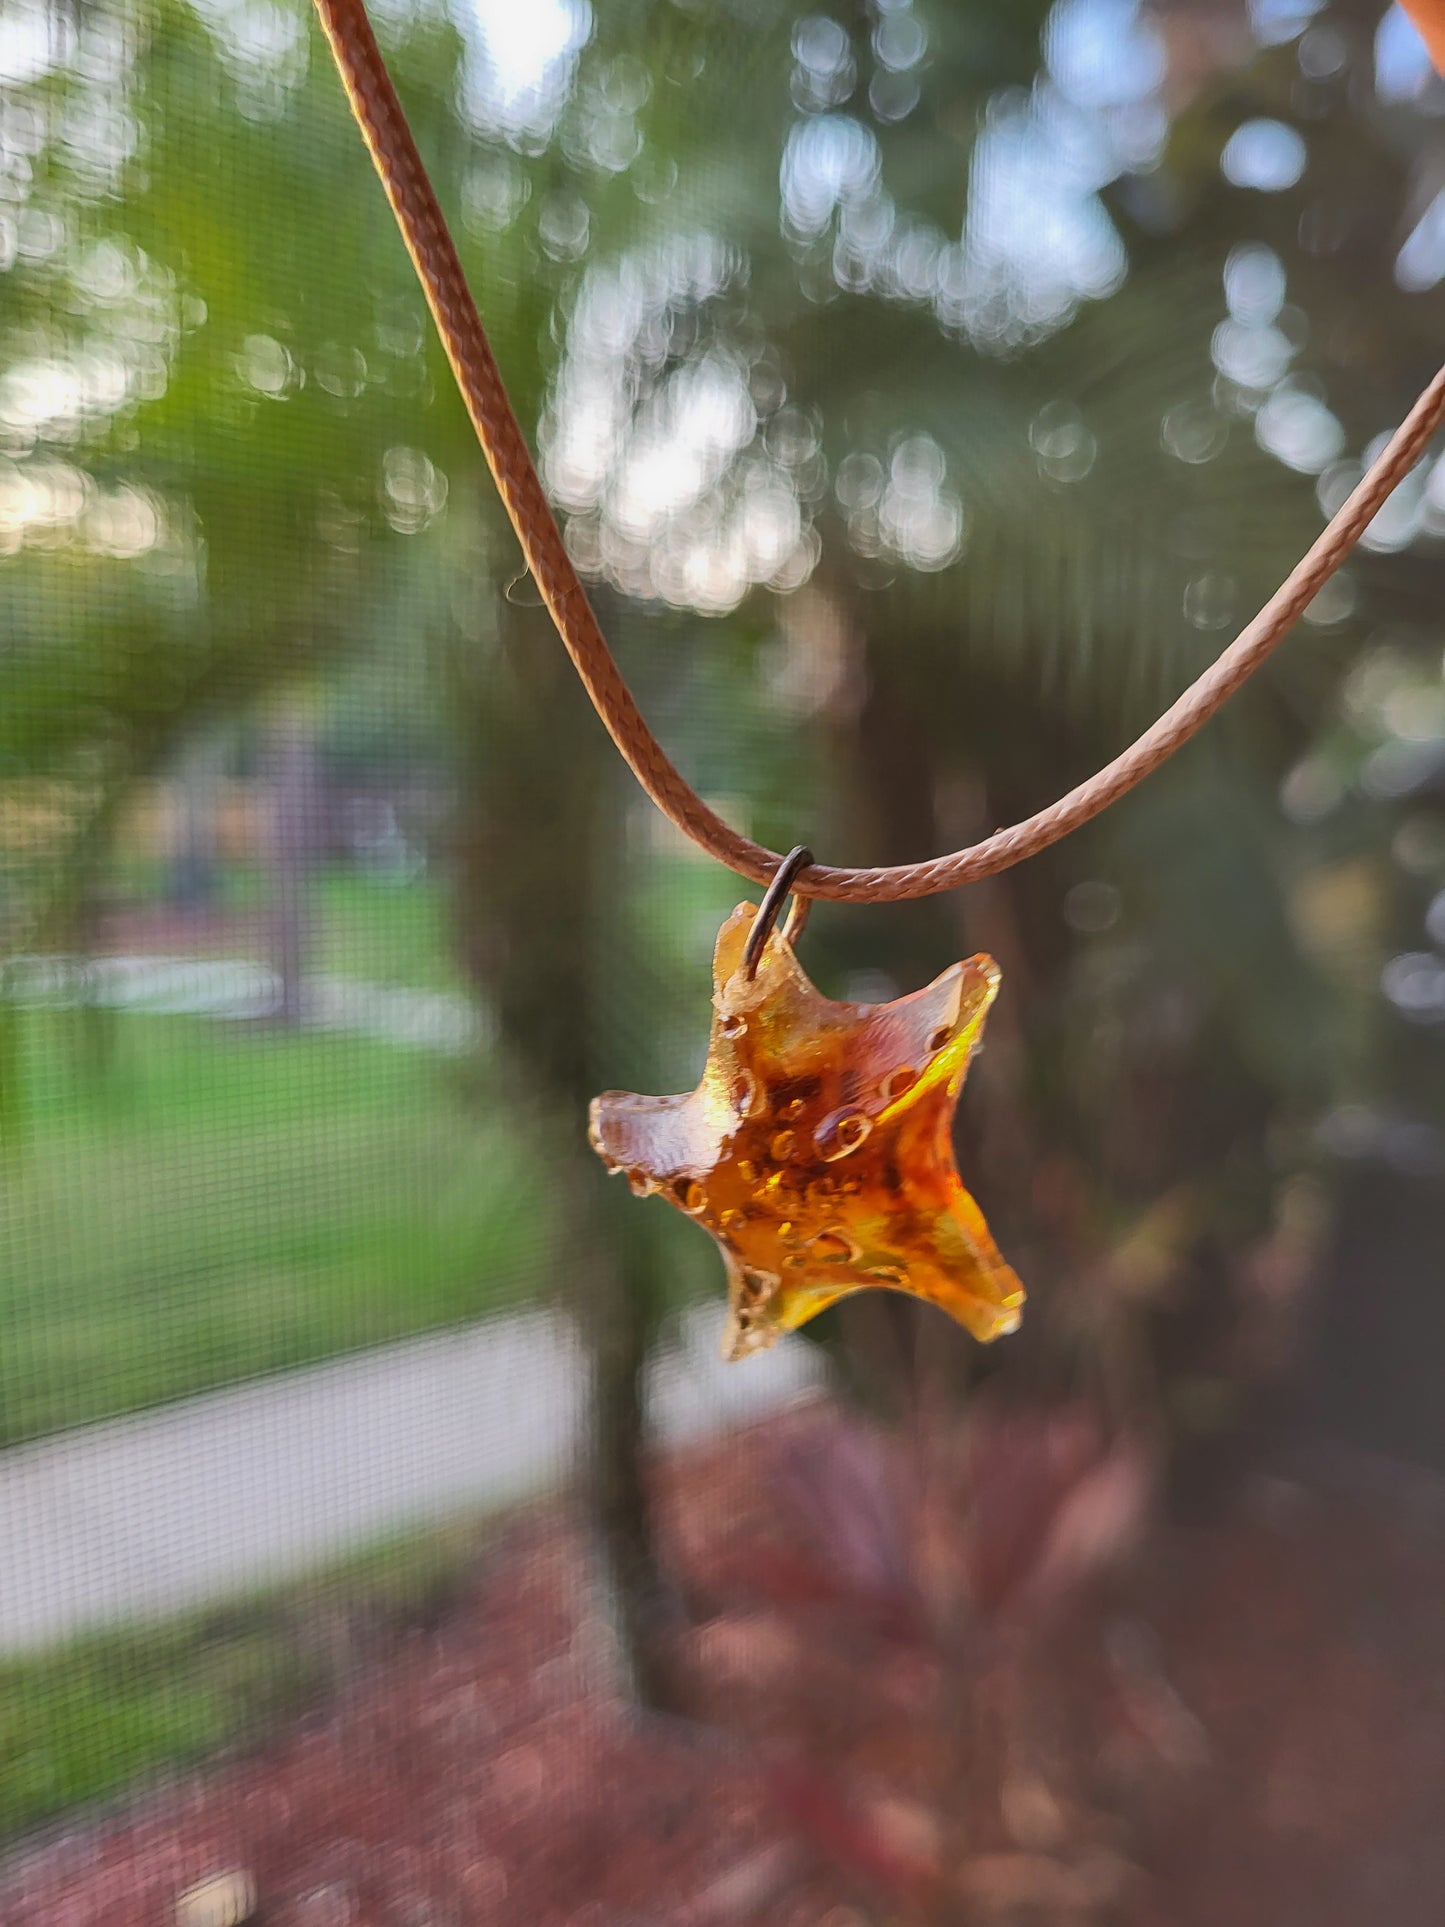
[{"xmin": 310, "ymin": 0, "xmax": 1445, "ymax": 906}]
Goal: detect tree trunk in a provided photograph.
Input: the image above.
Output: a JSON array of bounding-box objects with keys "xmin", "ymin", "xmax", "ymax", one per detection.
[
  {"xmin": 264, "ymin": 709, "xmax": 321, "ymax": 1027},
  {"xmin": 582, "ymin": 1191, "xmax": 683, "ymax": 1709},
  {"xmin": 447, "ymin": 593, "xmax": 683, "ymax": 1710},
  {"xmin": 168, "ymin": 732, "xmax": 226, "ymax": 916}
]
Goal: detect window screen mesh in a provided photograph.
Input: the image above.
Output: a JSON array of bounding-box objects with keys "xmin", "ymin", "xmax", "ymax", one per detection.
[{"xmin": 2, "ymin": 0, "xmax": 1444, "ymax": 1916}]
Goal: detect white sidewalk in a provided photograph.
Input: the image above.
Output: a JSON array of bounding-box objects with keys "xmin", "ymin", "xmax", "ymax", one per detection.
[
  {"xmin": 5, "ymin": 953, "xmax": 488, "ymax": 1054},
  {"xmin": 0, "ymin": 1308, "xmax": 821, "ymax": 1654}
]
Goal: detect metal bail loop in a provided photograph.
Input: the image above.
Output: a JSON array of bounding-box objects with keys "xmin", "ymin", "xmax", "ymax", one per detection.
[{"xmin": 742, "ymin": 845, "xmax": 814, "ymax": 979}]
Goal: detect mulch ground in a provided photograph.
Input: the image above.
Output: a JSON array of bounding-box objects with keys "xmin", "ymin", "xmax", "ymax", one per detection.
[{"xmin": 4, "ymin": 1398, "xmax": 1445, "ymax": 1926}]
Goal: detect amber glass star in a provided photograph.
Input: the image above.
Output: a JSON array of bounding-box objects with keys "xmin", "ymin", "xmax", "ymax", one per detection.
[{"xmin": 589, "ymin": 902, "xmax": 1025, "ymax": 1361}]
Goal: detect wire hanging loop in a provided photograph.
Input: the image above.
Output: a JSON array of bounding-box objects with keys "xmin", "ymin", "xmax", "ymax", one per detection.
[{"xmin": 743, "ymin": 846, "xmax": 814, "ymax": 979}]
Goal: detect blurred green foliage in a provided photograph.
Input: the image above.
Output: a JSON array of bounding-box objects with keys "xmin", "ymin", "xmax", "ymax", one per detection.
[
  {"xmin": 0, "ymin": 0, "xmax": 1440, "ymax": 1511},
  {"xmin": 0, "ymin": 0, "xmax": 1443, "ymax": 1849}
]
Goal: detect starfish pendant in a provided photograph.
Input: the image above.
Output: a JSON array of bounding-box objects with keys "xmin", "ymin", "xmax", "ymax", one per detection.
[{"xmin": 589, "ymin": 902, "xmax": 1025, "ymax": 1361}]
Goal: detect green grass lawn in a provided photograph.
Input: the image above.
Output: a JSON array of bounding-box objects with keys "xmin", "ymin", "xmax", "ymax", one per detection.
[
  {"xmin": 0, "ymin": 852, "xmax": 752, "ymax": 1444},
  {"xmin": 0, "ymin": 868, "xmax": 553, "ymax": 1841},
  {"xmin": 0, "ymin": 1004, "xmax": 549, "ymax": 1445}
]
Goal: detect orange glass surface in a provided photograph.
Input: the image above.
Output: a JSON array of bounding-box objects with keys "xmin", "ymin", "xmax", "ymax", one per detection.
[
  {"xmin": 1401, "ymin": 2, "xmax": 1445, "ymax": 77},
  {"xmin": 589, "ymin": 904, "xmax": 1026, "ymax": 1361}
]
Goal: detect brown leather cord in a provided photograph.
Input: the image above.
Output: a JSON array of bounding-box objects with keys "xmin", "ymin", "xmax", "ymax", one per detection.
[{"xmin": 311, "ymin": 0, "xmax": 1445, "ymax": 904}]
